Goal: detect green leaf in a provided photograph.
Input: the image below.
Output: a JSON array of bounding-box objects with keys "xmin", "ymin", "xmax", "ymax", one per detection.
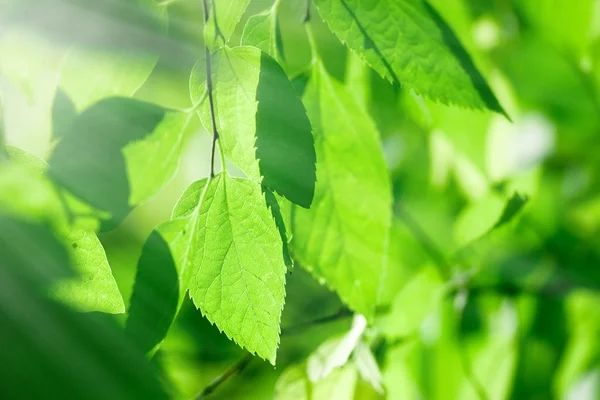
[
  {"xmin": 59, "ymin": 0, "xmax": 167, "ymax": 111},
  {"xmin": 292, "ymin": 60, "xmax": 392, "ymax": 318},
  {"xmin": 454, "ymin": 192, "xmax": 529, "ymax": 247},
  {"xmin": 313, "ymin": 0, "xmax": 505, "ymax": 113},
  {"xmin": 377, "ymin": 265, "xmax": 445, "ymax": 338},
  {"xmin": 48, "ymin": 97, "xmax": 190, "ymax": 228},
  {"xmin": 52, "ymin": 229, "xmax": 125, "ymax": 314},
  {"xmin": 123, "ymin": 111, "xmax": 192, "ymax": 205},
  {"xmin": 190, "ymin": 46, "xmax": 316, "ymax": 208},
  {"xmin": 0, "ymin": 216, "xmax": 168, "ymax": 399},
  {"xmin": 188, "ymin": 174, "xmax": 286, "ymax": 364},
  {"xmin": 142, "ymin": 174, "xmax": 287, "ymax": 363},
  {"xmin": 0, "ymin": 147, "xmax": 124, "ymax": 314},
  {"xmin": 204, "ymin": 0, "xmax": 251, "ymax": 48},
  {"xmin": 125, "ymin": 229, "xmax": 180, "ymax": 355},
  {"xmin": 241, "ymin": 3, "xmax": 285, "ymax": 63}
]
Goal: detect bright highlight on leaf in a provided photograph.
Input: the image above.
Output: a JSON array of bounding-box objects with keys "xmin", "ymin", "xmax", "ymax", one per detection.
[
  {"xmin": 184, "ymin": 174, "xmax": 286, "ymax": 364},
  {"xmin": 293, "ymin": 60, "xmax": 393, "ymax": 319},
  {"xmin": 190, "ymin": 46, "xmax": 316, "ymax": 208},
  {"xmin": 313, "ymin": 0, "xmax": 506, "ymax": 114},
  {"xmin": 129, "ymin": 174, "xmax": 288, "ymax": 363},
  {"xmin": 0, "ymin": 147, "xmax": 124, "ymax": 314}
]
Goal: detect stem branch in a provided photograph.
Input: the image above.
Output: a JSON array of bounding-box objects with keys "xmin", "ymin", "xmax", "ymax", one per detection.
[
  {"xmin": 202, "ymin": 0, "xmax": 220, "ymax": 178},
  {"xmin": 193, "ymin": 308, "xmax": 351, "ymax": 399},
  {"xmin": 195, "ymin": 353, "xmax": 253, "ymax": 400}
]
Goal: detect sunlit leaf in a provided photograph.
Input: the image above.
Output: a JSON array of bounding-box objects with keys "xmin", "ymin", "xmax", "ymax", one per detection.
[
  {"xmin": 313, "ymin": 0, "xmax": 505, "ymax": 113},
  {"xmin": 190, "ymin": 46, "xmax": 316, "ymax": 208},
  {"xmin": 293, "ymin": 60, "xmax": 392, "ymax": 318}
]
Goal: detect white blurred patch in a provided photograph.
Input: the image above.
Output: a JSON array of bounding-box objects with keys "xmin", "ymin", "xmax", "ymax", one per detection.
[
  {"xmin": 566, "ymin": 369, "xmax": 600, "ymax": 400},
  {"xmin": 490, "ymin": 300, "xmax": 518, "ymax": 338},
  {"xmin": 487, "ymin": 112, "xmax": 556, "ymax": 181},
  {"xmin": 307, "ymin": 314, "xmax": 367, "ymax": 382},
  {"xmin": 382, "ymin": 134, "xmax": 404, "ymax": 172},
  {"xmin": 473, "ymin": 18, "xmax": 501, "ymax": 50},
  {"xmin": 420, "ymin": 311, "xmax": 441, "ymax": 346},
  {"xmin": 513, "ymin": 113, "xmax": 556, "ymax": 170}
]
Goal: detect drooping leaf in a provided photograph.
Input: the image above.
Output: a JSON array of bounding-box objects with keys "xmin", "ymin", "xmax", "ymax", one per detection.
[
  {"xmin": 132, "ymin": 174, "xmax": 287, "ymax": 363},
  {"xmin": 187, "ymin": 174, "xmax": 287, "ymax": 364},
  {"xmin": 0, "ymin": 147, "xmax": 124, "ymax": 314},
  {"xmin": 293, "ymin": 60, "xmax": 392, "ymax": 318},
  {"xmin": 454, "ymin": 192, "xmax": 529, "ymax": 247},
  {"xmin": 52, "ymin": 229, "xmax": 125, "ymax": 314},
  {"xmin": 125, "ymin": 230, "xmax": 179, "ymax": 355},
  {"xmin": 48, "ymin": 97, "xmax": 190, "ymax": 228},
  {"xmin": 0, "ymin": 216, "xmax": 168, "ymax": 399},
  {"xmin": 313, "ymin": 0, "xmax": 505, "ymax": 113},
  {"xmin": 241, "ymin": 2, "xmax": 285, "ymax": 64},
  {"xmin": 190, "ymin": 46, "xmax": 316, "ymax": 208}
]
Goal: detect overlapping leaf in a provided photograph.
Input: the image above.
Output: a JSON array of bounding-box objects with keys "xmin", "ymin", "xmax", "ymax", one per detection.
[
  {"xmin": 0, "ymin": 147, "xmax": 124, "ymax": 314},
  {"xmin": 313, "ymin": 0, "xmax": 504, "ymax": 113},
  {"xmin": 190, "ymin": 46, "xmax": 316, "ymax": 208},
  {"xmin": 293, "ymin": 60, "xmax": 392, "ymax": 319},
  {"xmin": 0, "ymin": 216, "xmax": 167, "ymax": 399},
  {"xmin": 128, "ymin": 174, "xmax": 287, "ymax": 363},
  {"xmin": 48, "ymin": 97, "xmax": 191, "ymax": 229},
  {"xmin": 204, "ymin": 0, "xmax": 251, "ymax": 48},
  {"xmin": 241, "ymin": 2, "xmax": 285, "ymax": 63}
]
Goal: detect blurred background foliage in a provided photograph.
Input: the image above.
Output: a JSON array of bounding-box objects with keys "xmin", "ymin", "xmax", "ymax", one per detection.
[{"xmin": 1, "ymin": 0, "xmax": 600, "ymax": 399}]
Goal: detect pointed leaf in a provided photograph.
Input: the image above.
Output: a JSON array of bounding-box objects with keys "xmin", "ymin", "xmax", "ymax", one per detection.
[
  {"xmin": 52, "ymin": 229, "xmax": 125, "ymax": 314},
  {"xmin": 125, "ymin": 229, "xmax": 180, "ymax": 354},
  {"xmin": 155, "ymin": 174, "xmax": 287, "ymax": 363},
  {"xmin": 293, "ymin": 61, "xmax": 392, "ymax": 318},
  {"xmin": 313, "ymin": 0, "xmax": 504, "ymax": 113},
  {"xmin": 0, "ymin": 147, "xmax": 124, "ymax": 314},
  {"xmin": 190, "ymin": 46, "xmax": 316, "ymax": 208}
]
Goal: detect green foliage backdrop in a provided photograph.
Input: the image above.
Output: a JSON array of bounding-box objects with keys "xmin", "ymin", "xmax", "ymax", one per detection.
[{"xmin": 1, "ymin": 0, "xmax": 600, "ymax": 399}]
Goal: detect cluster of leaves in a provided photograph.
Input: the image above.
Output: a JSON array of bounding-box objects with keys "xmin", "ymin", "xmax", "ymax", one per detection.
[{"xmin": 1, "ymin": 0, "xmax": 600, "ymax": 399}]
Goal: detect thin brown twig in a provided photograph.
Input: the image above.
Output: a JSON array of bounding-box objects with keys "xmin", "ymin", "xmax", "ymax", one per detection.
[
  {"xmin": 281, "ymin": 307, "xmax": 352, "ymax": 336},
  {"xmin": 195, "ymin": 353, "xmax": 253, "ymax": 399},
  {"xmin": 201, "ymin": 0, "xmax": 220, "ymax": 178},
  {"xmin": 192, "ymin": 308, "xmax": 351, "ymax": 399}
]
